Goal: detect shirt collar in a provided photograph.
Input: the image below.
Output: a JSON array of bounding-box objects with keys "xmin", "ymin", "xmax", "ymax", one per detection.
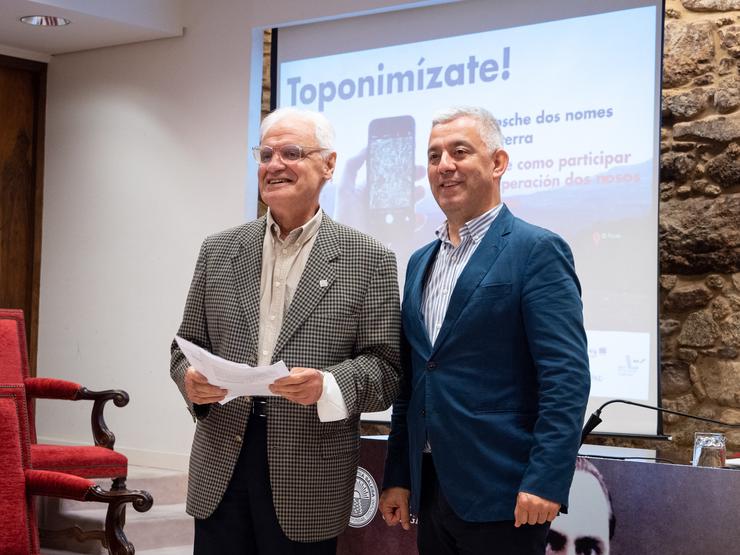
[
  {"xmin": 435, "ymin": 204, "xmax": 503, "ymax": 246},
  {"xmin": 266, "ymin": 208, "xmax": 323, "ymax": 248}
]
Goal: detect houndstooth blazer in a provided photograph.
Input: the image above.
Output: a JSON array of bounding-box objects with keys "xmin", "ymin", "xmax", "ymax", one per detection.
[{"xmin": 170, "ymin": 213, "xmax": 401, "ymax": 542}]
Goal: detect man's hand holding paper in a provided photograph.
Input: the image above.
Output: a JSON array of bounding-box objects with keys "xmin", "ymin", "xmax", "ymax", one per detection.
[
  {"xmin": 185, "ymin": 367, "xmax": 227, "ymax": 404},
  {"xmin": 269, "ymin": 367, "xmax": 324, "ymax": 405},
  {"xmin": 175, "ymin": 336, "xmax": 289, "ymax": 404}
]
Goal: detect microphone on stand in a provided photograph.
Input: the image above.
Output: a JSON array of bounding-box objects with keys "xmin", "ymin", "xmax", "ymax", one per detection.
[{"xmin": 580, "ymin": 399, "xmax": 740, "ymax": 446}]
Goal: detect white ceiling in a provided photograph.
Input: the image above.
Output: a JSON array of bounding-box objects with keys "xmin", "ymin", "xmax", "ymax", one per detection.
[{"xmin": 0, "ymin": 0, "xmax": 184, "ymax": 62}]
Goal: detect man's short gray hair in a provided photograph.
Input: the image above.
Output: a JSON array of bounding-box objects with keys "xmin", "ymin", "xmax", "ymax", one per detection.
[
  {"xmin": 431, "ymin": 106, "xmax": 504, "ymax": 153},
  {"xmin": 260, "ymin": 107, "xmax": 336, "ymax": 154}
]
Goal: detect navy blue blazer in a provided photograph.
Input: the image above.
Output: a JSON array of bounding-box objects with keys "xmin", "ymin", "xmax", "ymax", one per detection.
[{"xmin": 383, "ymin": 205, "xmax": 590, "ymax": 522}]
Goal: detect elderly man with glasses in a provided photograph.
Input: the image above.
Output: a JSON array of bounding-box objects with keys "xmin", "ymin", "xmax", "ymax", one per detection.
[{"xmin": 171, "ymin": 107, "xmax": 401, "ymax": 555}]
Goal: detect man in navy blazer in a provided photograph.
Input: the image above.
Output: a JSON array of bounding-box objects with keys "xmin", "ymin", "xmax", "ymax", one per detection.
[{"xmin": 379, "ymin": 106, "xmax": 590, "ymax": 555}]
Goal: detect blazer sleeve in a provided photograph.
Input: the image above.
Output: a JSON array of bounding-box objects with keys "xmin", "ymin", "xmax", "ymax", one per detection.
[
  {"xmin": 326, "ymin": 248, "xmax": 402, "ymax": 416},
  {"xmin": 518, "ymin": 232, "xmax": 591, "ymax": 508},
  {"xmin": 170, "ymin": 239, "xmax": 212, "ymax": 421}
]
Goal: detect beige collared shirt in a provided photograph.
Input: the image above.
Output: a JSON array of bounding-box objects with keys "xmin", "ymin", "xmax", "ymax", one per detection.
[{"xmin": 257, "ymin": 209, "xmax": 348, "ymax": 421}]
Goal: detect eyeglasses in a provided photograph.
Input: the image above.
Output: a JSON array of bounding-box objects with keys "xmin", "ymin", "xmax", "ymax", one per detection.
[{"xmin": 251, "ymin": 144, "xmax": 329, "ymax": 164}]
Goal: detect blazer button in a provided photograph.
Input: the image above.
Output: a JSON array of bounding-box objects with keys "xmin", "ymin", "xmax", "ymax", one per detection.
[
  {"xmin": 426, "ymin": 361, "xmax": 437, "ymax": 370},
  {"xmin": 421, "ymin": 409, "xmax": 426, "ymax": 416},
  {"xmin": 235, "ymin": 435, "xmax": 242, "ymax": 443}
]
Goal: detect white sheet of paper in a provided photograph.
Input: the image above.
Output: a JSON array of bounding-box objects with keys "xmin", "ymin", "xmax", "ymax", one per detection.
[{"xmin": 175, "ymin": 336, "xmax": 289, "ymax": 404}]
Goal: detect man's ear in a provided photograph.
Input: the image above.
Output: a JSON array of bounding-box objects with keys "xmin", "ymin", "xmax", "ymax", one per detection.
[
  {"xmin": 491, "ymin": 149, "xmax": 509, "ymax": 179},
  {"xmin": 323, "ymin": 151, "xmax": 337, "ymax": 180}
]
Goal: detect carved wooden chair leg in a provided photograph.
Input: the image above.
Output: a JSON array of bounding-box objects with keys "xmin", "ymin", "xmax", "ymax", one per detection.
[
  {"xmin": 86, "ymin": 485, "xmax": 154, "ymax": 555},
  {"xmin": 105, "ymin": 500, "xmax": 133, "ymax": 555},
  {"xmin": 111, "ymin": 476, "xmax": 128, "ymax": 530}
]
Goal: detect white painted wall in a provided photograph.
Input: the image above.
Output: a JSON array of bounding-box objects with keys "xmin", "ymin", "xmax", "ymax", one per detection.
[{"xmin": 36, "ymin": 0, "xmax": 424, "ymax": 470}]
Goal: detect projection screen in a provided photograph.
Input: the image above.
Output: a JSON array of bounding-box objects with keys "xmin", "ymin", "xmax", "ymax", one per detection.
[{"xmin": 267, "ymin": 0, "xmax": 663, "ymax": 435}]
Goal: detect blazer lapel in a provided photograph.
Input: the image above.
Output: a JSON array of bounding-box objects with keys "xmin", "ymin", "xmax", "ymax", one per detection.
[
  {"xmin": 405, "ymin": 241, "xmax": 439, "ymax": 355},
  {"xmin": 272, "ymin": 214, "xmax": 339, "ymax": 358},
  {"xmin": 231, "ymin": 217, "xmax": 267, "ymax": 359},
  {"xmin": 431, "ymin": 206, "xmax": 513, "ymax": 355}
]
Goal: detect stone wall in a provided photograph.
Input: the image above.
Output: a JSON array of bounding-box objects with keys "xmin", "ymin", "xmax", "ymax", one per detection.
[
  {"xmin": 259, "ymin": 2, "xmax": 740, "ymax": 453},
  {"xmin": 658, "ymin": 0, "xmax": 740, "ymax": 454}
]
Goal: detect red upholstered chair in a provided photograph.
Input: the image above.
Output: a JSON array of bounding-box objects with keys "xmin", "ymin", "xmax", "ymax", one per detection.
[
  {"xmin": 0, "ymin": 384, "xmax": 153, "ymax": 555},
  {"xmin": 0, "ymin": 309, "xmax": 129, "ymax": 489}
]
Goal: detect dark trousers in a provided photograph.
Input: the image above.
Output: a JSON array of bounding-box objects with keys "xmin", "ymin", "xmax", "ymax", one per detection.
[
  {"xmin": 193, "ymin": 408, "xmax": 337, "ymax": 555},
  {"xmin": 418, "ymin": 455, "xmax": 550, "ymax": 555}
]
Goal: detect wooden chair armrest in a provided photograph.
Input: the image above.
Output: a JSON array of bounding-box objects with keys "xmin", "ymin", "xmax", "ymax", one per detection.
[
  {"xmin": 76, "ymin": 388, "xmax": 130, "ymax": 449},
  {"xmin": 25, "ymin": 378, "xmax": 129, "ymax": 449}
]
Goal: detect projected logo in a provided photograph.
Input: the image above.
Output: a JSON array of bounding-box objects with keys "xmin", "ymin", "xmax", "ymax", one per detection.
[
  {"xmin": 586, "ymin": 330, "xmax": 650, "ymax": 399},
  {"xmin": 618, "ymin": 354, "xmax": 647, "ymax": 376},
  {"xmin": 349, "ymin": 467, "xmax": 379, "ymax": 528}
]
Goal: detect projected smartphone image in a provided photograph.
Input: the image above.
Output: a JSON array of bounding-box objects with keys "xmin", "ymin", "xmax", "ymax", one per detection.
[{"xmin": 367, "ymin": 115, "xmax": 415, "ymax": 246}]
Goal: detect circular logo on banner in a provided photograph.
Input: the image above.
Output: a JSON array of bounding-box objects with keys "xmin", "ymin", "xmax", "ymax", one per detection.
[{"xmin": 349, "ymin": 466, "xmax": 379, "ymax": 528}]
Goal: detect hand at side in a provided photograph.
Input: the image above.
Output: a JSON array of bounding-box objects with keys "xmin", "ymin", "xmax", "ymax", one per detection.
[
  {"xmin": 379, "ymin": 487, "xmax": 412, "ymax": 530},
  {"xmin": 514, "ymin": 491, "xmax": 560, "ymax": 527}
]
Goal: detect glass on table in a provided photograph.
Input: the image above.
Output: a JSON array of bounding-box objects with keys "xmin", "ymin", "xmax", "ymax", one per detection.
[{"xmin": 692, "ymin": 432, "xmax": 726, "ymax": 468}]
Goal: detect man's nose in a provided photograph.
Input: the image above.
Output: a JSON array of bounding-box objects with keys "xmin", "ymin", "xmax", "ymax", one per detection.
[
  {"xmin": 265, "ymin": 152, "xmax": 287, "ymax": 170},
  {"xmin": 437, "ymin": 151, "xmax": 455, "ymax": 173}
]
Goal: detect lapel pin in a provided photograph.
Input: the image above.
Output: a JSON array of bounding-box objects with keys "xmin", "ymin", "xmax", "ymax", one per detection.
[{"xmin": 319, "ymin": 279, "xmax": 329, "ymax": 288}]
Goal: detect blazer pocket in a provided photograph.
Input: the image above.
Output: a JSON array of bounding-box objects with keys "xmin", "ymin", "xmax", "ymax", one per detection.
[
  {"xmin": 474, "ymin": 406, "xmax": 535, "ymax": 416},
  {"xmin": 473, "ymin": 408, "xmax": 538, "ymax": 434},
  {"xmin": 321, "ymin": 426, "xmax": 359, "ymax": 458},
  {"xmin": 471, "ymin": 282, "xmax": 512, "ymax": 300},
  {"xmin": 315, "ymin": 292, "xmax": 361, "ymax": 318},
  {"xmin": 306, "ymin": 310, "xmax": 360, "ymax": 342},
  {"xmin": 311, "ymin": 306, "xmax": 359, "ymax": 324}
]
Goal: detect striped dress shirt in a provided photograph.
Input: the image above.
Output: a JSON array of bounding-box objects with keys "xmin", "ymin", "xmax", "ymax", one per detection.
[{"xmin": 421, "ymin": 204, "xmax": 503, "ymax": 345}]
